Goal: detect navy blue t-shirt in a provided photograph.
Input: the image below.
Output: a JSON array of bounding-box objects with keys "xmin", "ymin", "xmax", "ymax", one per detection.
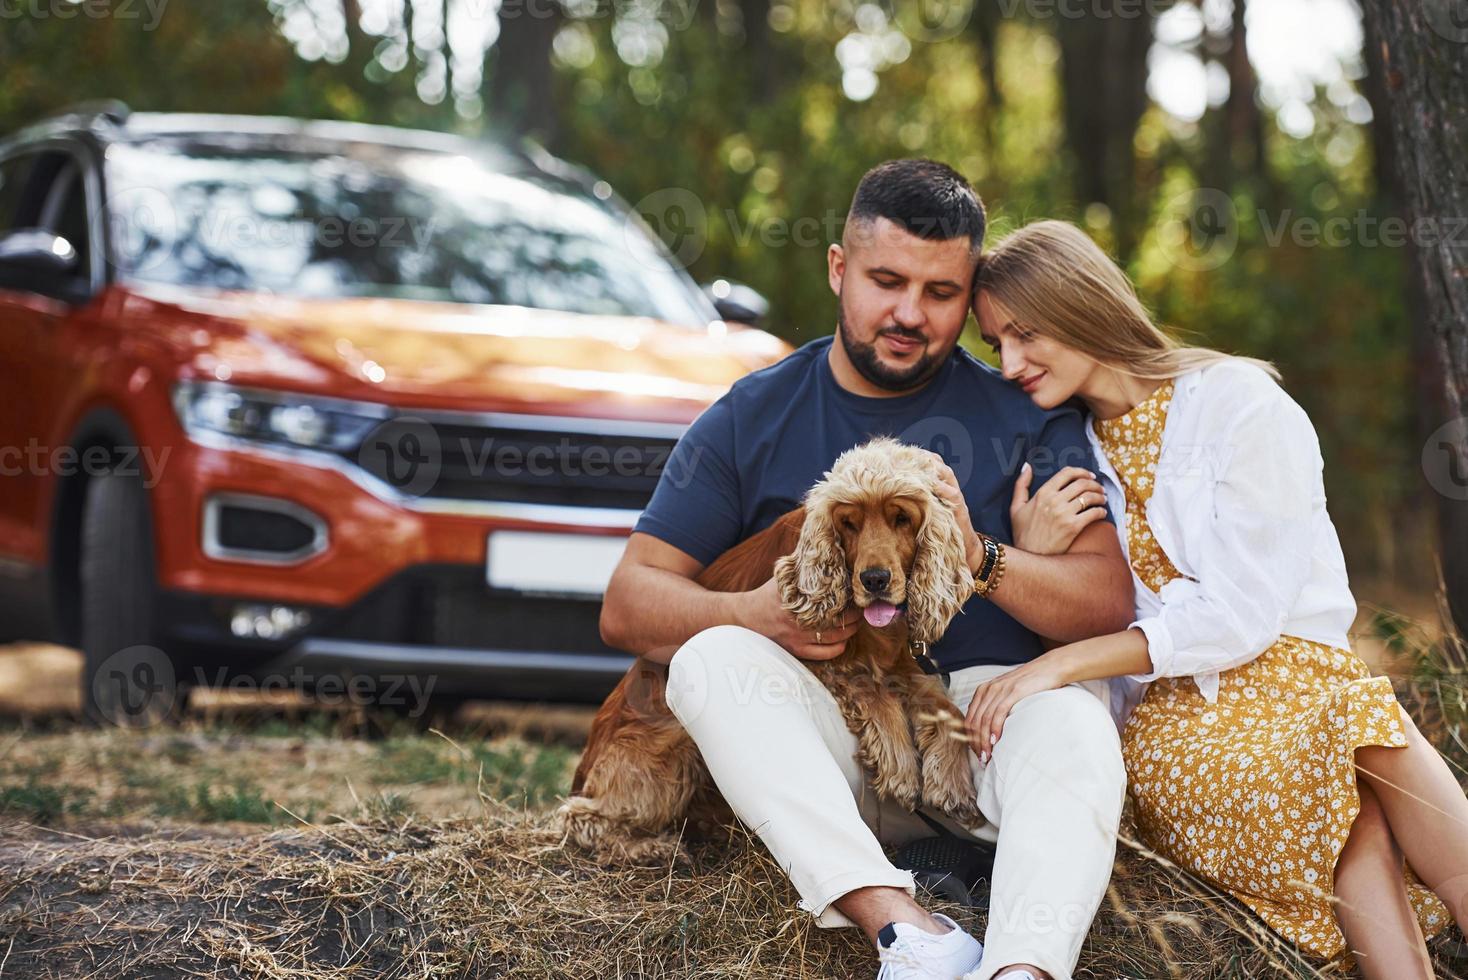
[{"xmin": 634, "ymin": 335, "xmax": 1112, "ymax": 671}]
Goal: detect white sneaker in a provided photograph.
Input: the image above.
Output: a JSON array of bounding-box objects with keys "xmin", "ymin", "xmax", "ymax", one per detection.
[{"xmin": 875, "ymin": 912, "xmax": 983, "ymax": 979}]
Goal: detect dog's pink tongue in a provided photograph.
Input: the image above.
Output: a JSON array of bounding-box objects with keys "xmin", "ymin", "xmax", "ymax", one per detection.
[{"xmin": 863, "ymin": 601, "xmax": 900, "ymax": 628}]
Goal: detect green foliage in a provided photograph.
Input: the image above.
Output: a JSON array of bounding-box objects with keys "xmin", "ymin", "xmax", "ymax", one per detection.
[
  {"xmin": 379, "ymin": 735, "xmax": 576, "ymax": 807},
  {"xmin": 0, "ymin": 775, "xmax": 93, "ymax": 823},
  {"xmin": 151, "ymin": 779, "xmax": 303, "ymax": 824},
  {"xmin": 0, "ymin": 0, "xmax": 1426, "ymax": 584}
]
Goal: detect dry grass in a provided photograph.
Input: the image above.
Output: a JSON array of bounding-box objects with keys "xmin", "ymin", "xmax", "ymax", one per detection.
[
  {"xmin": 0, "ymin": 725, "xmax": 1463, "ymax": 979},
  {"xmin": 5, "ymin": 800, "xmax": 1458, "ymax": 980},
  {"xmin": 0, "ymin": 593, "xmax": 1466, "ymax": 978}
]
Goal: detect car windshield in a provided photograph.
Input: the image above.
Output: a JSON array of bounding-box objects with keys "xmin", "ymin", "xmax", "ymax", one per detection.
[{"xmin": 104, "ymin": 135, "xmax": 713, "ymax": 328}]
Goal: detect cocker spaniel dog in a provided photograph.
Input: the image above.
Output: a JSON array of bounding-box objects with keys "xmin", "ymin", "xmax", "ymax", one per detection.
[{"xmin": 558, "ymin": 437, "xmax": 981, "ymax": 864}]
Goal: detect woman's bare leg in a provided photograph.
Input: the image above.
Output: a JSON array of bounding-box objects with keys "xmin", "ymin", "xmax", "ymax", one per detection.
[
  {"xmin": 1355, "ymin": 712, "xmax": 1468, "ymax": 928},
  {"xmin": 1334, "ymin": 782, "xmax": 1434, "ymax": 979}
]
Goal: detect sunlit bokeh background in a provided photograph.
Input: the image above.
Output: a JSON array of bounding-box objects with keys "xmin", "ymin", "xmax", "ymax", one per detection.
[{"xmin": 0, "ymin": 0, "xmax": 1426, "ymax": 601}]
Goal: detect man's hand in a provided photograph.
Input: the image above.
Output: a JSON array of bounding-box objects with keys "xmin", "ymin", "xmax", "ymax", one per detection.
[
  {"xmin": 924, "ymin": 453, "xmax": 983, "ymax": 571},
  {"xmin": 737, "ymin": 578, "xmax": 861, "ymax": 660},
  {"xmin": 1010, "ymin": 464, "xmax": 1107, "ymax": 556}
]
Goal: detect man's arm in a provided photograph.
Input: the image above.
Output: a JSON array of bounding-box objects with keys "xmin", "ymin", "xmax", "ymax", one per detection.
[
  {"xmin": 599, "ymin": 532, "xmax": 860, "ymax": 665},
  {"xmin": 599, "ymin": 533, "xmax": 737, "ymax": 663},
  {"xmin": 930, "ymin": 460, "xmax": 1134, "ymax": 644},
  {"xmin": 979, "ymin": 521, "xmax": 1134, "ymax": 643}
]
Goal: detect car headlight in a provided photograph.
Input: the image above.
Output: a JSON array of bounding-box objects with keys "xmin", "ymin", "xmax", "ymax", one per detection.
[{"xmin": 172, "ymin": 381, "xmax": 389, "ymax": 452}]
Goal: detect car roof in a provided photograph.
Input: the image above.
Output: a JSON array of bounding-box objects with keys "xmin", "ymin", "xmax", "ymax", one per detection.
[
  {"xmin": 123, "ymin": 113, "xmax": 515, "ymax": 157},
  {"xmin": 0, "ymin": 106, "xmax": 578, "ymax": 184}
]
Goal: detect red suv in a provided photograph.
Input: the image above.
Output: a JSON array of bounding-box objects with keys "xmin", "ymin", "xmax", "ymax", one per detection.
[{"xmin": 0, "ymin": 104, "xmax": 788, "ymax": 719}]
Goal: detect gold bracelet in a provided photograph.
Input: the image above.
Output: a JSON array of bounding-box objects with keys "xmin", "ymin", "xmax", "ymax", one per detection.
[{"xmin": 972, "ymin": 535, "xmax": 1006, "ymax": 599}]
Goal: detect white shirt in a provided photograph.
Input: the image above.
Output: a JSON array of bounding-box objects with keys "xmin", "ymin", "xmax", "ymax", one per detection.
[{"xmin": 1086, "ymin": 359, "xmax": 1358, "ymax": 730}]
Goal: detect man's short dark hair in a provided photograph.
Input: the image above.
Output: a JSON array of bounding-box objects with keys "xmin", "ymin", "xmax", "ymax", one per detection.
[{"xmin": 846, "ymin": 159, "xmax": 986, "ymax": 256}]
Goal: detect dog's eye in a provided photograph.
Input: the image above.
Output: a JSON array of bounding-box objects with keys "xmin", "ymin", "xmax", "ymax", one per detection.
[
  {"xmin": 892, "ymin": 512, "xmax": 910, "ymax": 527},
  {"xmin": 840, "ymin": 517, "xmax": 858, "ymax": 532}
]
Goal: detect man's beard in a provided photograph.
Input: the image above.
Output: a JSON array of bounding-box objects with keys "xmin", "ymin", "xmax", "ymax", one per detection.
[{"xmin": 837, "ymin": 303, "xmax": 947, "ymax": 393}]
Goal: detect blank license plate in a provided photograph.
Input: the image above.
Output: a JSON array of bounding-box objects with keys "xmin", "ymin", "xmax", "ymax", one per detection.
[{"xmin": 486, "ymin": 531, "xmax": 629, "ymax": 597}]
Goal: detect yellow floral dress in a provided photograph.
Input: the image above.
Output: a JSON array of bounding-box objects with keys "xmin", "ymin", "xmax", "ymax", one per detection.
[{"xmin": 1095, "ymin": 378, "xmax": 1449, "ymax": 960}]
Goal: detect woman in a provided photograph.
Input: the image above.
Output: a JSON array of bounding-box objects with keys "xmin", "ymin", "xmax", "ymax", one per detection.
[{"xmin": 957, "ymin": 219, "xmax": 1464, "ymax": 976}]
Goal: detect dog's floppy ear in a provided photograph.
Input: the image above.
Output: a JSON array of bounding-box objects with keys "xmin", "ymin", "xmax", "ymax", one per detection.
[
  {"xmin": 773, "ymin": 494, "xmax": 850, "ymax": 629},
  {"xmin": 906, "ymin": 486, "xmax": 975, "ymax": 644}
]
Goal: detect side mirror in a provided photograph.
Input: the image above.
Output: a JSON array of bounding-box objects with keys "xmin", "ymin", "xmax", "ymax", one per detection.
[
  {"xmin": 0, "ymin": 229, "xmax": 78, "ymax": 273},
  {"xmin": 703, "ymin": 278, "xmax": 769, "ymax": 327}
]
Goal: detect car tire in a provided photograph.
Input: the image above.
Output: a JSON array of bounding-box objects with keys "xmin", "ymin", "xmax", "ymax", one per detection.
[{"xmin": 79, "ymin": 469, "xmax": 177, "ymax": 726}]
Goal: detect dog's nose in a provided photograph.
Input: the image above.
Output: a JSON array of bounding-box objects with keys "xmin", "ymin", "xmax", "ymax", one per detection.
[{"xmin": 859, "ymin": 568, "xmax": 891, "ymax": 594}]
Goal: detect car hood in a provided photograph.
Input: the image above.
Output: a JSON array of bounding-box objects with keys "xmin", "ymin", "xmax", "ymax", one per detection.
[{"xmin": 125, "ymin": 285, "xmax": 792, "ymax": 420}]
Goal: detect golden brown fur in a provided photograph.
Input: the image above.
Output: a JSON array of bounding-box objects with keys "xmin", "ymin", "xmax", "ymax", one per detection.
[{"xmin": 557, "ymin": 438, "xmax": 980, "ymax": 865}]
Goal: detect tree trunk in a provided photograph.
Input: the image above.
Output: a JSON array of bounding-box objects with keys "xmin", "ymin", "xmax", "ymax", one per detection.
[
  {"xmin": 484, "ymin": 0, "xmax": 563, "ymax": 141},
  {"xmin": 441, "ymin": 0, "xmax": 453, "ymax": 111},
  {"xmin": 341, "ymin": 0, "xmax": 373, "ymax": 83},
  {"xmin": 1053, "ymin": 1, "xmax": 1162, "ymax": 256},
  {"xmin": 1222, "ymin": 0, "xmax": 1266, "ymax": 183},
  {"xmin": 1200, "ymin": 1, "xmax": 1274, "ymax": 207},
  {"xmin": 967, "ymin": 0, "xmax": 1005, "ymax": 156},
  {"xmin": 402, "ymin": 0, "xmax": 417, "ymax": 78},
  {"xmin": 1359, "ymin": 0, "xmax": 1468, "ymax": 636},
  {"xmin": 1357, "ymin": 7, "xmax": 1397, "ymax": 208},
  {"xmin": 737, "ymin": 0, "xmax": 777, "ymax": 105}
]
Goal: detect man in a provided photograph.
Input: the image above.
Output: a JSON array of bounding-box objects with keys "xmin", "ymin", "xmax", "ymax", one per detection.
[{"xmin": 599, "ymin": 159, "xmax": 1134, "ymax": 980}]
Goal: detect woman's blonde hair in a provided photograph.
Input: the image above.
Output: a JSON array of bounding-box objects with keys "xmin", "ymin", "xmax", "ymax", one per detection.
[{"xmin": 973, "ymin": 219, "xmax": 1279, "ymax": 382}]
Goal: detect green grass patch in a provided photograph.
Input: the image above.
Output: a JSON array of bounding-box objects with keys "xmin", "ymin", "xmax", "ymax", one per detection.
[
  {"xmin": 150, "ymin": 780, "xmax": 314, "ymax": 825},
  {"xmin": 374, "ymin": 736, "xmax": 575, "ymax": 807},
  {"xmin": 0, "ymin": 776, "xmax": 94, "ymax": 823}
]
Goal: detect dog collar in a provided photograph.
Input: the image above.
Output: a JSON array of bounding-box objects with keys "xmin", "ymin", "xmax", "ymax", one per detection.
[{"xmin": 909, "ymin": 639, "xmax": 943, "ymax": 675}]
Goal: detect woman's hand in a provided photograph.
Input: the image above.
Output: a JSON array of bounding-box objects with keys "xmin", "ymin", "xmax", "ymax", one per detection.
[
  {"xmin": 965, "ymin": 655, "xmax": 1070, "ymax": 763},
  {"xmin": 1010, "ymin": 463, "xmax": 1108, "ymax": 556},
  {"xmin": 925, "ymin": 453, "xmax": 983, "ymax": 571}
]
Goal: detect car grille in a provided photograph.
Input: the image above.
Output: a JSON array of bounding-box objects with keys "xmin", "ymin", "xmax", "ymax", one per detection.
[
  {"xmin": 317, "ymin": 565, "xmax": 617, "ymax": 654},
  {"xmin": 346, "ymin": 417, "xmax": 683, "ymax": 511}
]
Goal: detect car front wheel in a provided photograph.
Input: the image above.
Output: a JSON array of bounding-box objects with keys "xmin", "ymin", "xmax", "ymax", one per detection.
[{"xmin": 79, "ymin": 469, "xmax": 178, "ymax": 726}]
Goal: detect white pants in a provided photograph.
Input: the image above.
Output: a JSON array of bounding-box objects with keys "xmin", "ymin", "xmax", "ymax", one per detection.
[{"xmin": 665, "ymin": 625, "xmax": 1126, "ymax": 980}]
